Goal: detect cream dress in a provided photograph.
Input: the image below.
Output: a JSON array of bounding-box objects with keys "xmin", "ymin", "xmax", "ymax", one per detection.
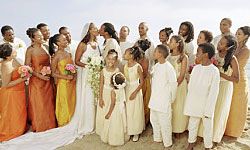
[
  {"xmin": 101, "ymin": 88, "xmax": 129, "ymax": 146},
  {"xmin": 95, "ymin": 68, "xmax": 119, "ymax": 135},
  {"xmin": 124, "ymin": 63, "xmax": 145, "ymax": 135},
  {"xmin": 167, "ymin": 55, "xmax": 188, "ymax": 133}
]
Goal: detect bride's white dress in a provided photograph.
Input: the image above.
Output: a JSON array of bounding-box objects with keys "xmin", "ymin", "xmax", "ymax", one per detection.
[
  {"xmin": 0, "ymin": 43, "xmax": 102, "ymax": 150},
  {"xmin": 76, "ymin": 43, "xmax": 101, "ymax": 136}
]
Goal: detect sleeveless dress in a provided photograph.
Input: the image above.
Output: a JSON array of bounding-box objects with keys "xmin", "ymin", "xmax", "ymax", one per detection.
[
  {"xmin": 55, "ymin": 57, "xmax": 76, "ymax": 126},
  {"xmin": 124, "ymin": 63, "xmax": 145, "ymax": 135},
  {"xmin": 75, "ymin": 43, "xmax": 100, "ymax": 136},
  {"xmin": 0, "ymin": 69, "xmax": 27, "ymax": 141},
  {"xmin": 225, "ymin": 46, "xmax": 250, "ymax": 137},
  {"xmin": 167, "ymin": 55, "xmax": 188, "ymax": 133},
  {"xmin": 101, "ymin": 88, "xmax": 129, "ymax": 146},
  {"xmin": 28, "ymin": 54, "xmax": 56, "ymax": 132},
  {"xmin": 96, "ymin": 68, "xmax": 119, "ymax": 135}
]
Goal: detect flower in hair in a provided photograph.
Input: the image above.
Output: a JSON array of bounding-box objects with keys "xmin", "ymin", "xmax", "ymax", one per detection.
[{"xmin": 112, "ymin": 72, "xmax": 126, "ymax": 89}]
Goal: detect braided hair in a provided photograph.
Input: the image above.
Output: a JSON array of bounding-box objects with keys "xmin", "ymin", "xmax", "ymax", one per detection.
[{"xmin": 223, "ymin": 35, "xmax": 237, "ymax": 72}]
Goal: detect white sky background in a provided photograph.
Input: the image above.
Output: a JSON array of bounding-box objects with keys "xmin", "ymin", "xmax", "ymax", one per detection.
[{"xmin": 0, "ymin": 0, "xmax": 250, "ymax": 47}]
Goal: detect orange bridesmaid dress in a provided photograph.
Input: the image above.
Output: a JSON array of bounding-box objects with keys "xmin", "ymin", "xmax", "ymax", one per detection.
[
  {"xmin": 0, "ymin": 70, "xmax": 27, "ymax": 142},
  {"xmin": 28, "ymin": 54, "xmax": 56, "ymax": 132}
]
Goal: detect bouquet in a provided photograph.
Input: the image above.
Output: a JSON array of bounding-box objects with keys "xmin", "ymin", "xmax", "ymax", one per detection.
[
  {"xmin": 65, "ymin": 64, "xmax": 77, "ymax": 75},
  {"xmin": 18, "ymin": 65, "xmax": 33, "ymax": 78},
  {"xmin": 211, "ymin": 56, "xmax": 219, "ymax": 66},
  {"xmin": 86, "ymin": 56, "xmax": 104, "ymax": 102},
  {"xmin": 40, "ymin": 66, "xmax": 51, "ymax": 76}
]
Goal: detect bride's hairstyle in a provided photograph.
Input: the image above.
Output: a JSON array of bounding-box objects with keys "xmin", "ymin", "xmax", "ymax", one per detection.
[{"xmin": 81, "ymin": 23, "xmax": 97, "ymax": 44}]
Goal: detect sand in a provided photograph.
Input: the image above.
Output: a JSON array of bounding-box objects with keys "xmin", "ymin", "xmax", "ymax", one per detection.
[{"xmin": 58, "ymin": 107, "xmax": 250, "ymax": 150}]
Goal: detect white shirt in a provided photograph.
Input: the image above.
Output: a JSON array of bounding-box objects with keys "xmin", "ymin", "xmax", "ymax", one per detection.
[
  {"xmin": 0, "ymin": 37, "xmax": 26, "ymax": 64},
  {"xmin": 148, "ymin": 61, "xmax": 178, "ymax": 113},
  {"xmin": 184, "ymin": 41, "xmax": 195, "ymax": 65},
  {"xmin": 184, "ymin": 64, "xmax": 220, "ymax": 118}
]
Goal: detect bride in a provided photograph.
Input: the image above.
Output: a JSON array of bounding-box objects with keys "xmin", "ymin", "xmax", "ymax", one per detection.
[
  {"xmin": 75, "ymin": 22, "xmax": 101, "ymax": 136},
  {"xmin": 0, "ymin": 23, "xmax": 102, "ymax": 150}
]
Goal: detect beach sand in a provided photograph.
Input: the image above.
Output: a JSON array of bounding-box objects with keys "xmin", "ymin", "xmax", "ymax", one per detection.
[{"xmin": 58, "ymin": 107, "xmax": 250, "ymax": 150}]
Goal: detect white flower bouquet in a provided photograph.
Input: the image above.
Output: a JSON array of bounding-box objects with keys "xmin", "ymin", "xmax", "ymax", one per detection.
[{"xmin": 86, "ymin": 56, "xmax": 104, "ymax": 102}]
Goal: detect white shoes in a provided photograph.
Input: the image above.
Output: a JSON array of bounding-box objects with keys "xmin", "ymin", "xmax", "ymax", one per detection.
[{"xmin": 132, "ymin": 134, "xmax": 139, "ymax": 142}]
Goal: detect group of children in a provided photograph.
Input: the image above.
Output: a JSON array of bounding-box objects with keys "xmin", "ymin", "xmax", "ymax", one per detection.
[{"xmin": 96, "ymin": 40, "xmax": 220, "ymax": 150}]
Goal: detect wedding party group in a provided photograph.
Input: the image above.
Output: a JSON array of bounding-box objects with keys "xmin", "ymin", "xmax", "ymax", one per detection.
[{"xmin": 0, "ymin": 18, "xmax": 249, "ymax": 150}]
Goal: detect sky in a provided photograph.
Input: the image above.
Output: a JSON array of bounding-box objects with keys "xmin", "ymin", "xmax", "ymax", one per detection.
[{"xmin": 0, "ymin": 0, "xmax": 250, "ymax": 47}]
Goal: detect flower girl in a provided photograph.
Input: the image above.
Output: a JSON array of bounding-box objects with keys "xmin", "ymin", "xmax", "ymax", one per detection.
[
  {"xmin": 96, "ymin": 49, "xmax": 119, "ymax": 135},
  {"xmin": 101, "ymin": 72, "xmax": 129, "ymax": 146}
]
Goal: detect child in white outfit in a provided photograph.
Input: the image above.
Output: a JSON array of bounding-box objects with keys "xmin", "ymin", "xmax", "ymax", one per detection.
[{"xmin": 148, "ymin": 44, "xmax": 178, "ymax": 148}]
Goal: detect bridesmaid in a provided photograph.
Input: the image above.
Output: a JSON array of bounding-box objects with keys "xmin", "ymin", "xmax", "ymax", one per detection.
[
  {"xmin": 0, "ymin": 43, "xmax": 28, "ymax": 141},
  {"xmin": 25, "ymin": 28, "xmax": 56, "ymax": 132},
  {"xmin": 225, "ymin": 26, "xmax": 250, "ymax": 137},
  {"xmin": 50, "ymin": 34, "xmax": 76, "ymax": 127}
]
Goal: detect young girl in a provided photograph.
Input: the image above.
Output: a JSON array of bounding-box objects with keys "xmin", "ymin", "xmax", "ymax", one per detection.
[
  {"xmin": 167, "ymin": 35, "xmax": 189, "ymax": 135},
  {"xmin": 96, "ymin": 49, "xmax": 119, "ymax": 136},
  {"xmin": 50, "ymin": 34, "xmax": 76, "ymax": 127},
  {"xmin": 178, "ymin": 21, "xmax": 195, "ymax": 66},
  {"xmin": 0, "ymin": 43, "xmax": 28, "ymax": 141},
  {"xmin": 212, "ymin": 35, "xmax": 239, "ymax": 143},
  {"xmin": 123, "ymin": 46, "xmax": 145, "ymax": 142},
  {"xmin": 159, "ymin": 27, "xmax": 173, "ymax": 47},
  {"xmin": 101, "ymin": 72, "xmax": 129, "ymax": 146}
]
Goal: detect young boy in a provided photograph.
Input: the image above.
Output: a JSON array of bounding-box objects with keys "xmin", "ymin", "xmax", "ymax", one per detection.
[
  {"xmin": 148, "ymin": 44, "xmax": 178, "ymax": 148},
  {"xmin": 184, "ymin": 43, "xmax": 220, "ymax": 150}
]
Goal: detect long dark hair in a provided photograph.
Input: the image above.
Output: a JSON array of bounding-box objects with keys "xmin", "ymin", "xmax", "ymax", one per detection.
[
  {"xmin": 178, "ymin": 21, "xmax": 194, "ymax": 43},
  {"xmin": 223, "ymin": 35, "xmax": 237, "ymax": 72},
  {"xmin": 103, "ymin": 23, "xmax": 119, "ymax": 44},
  {"xmin": 49, "ymin": 34, "xmax": 61, "ymax": 56},
  {"xmin": 81, "ymin": 23, "xmax": 97, "ymax": 44}
]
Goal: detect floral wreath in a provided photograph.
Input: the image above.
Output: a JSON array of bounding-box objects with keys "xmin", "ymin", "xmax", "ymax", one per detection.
[{"xmin": 112, "ymin": 72, "xmax": 126, "ymax": 89}]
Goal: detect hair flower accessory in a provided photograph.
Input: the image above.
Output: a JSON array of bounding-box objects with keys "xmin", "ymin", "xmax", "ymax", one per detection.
[{"xmin": 112, "ymin": 72, "xmax": 126, "ymax": 89}]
